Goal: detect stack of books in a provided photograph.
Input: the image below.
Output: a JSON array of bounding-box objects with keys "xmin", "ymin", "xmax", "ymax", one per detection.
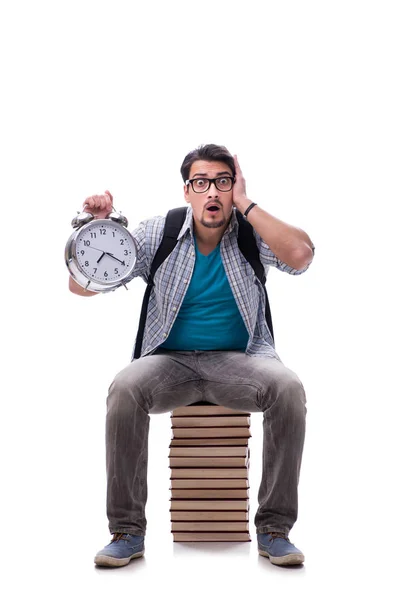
[{"xmin": 169, "ymin": 402, "xmax": 251, "ymax": 542}]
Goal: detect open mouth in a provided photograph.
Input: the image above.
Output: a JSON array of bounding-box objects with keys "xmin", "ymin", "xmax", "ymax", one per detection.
[{"xmin": 206, "ymin": 205, "xmax": 220, "ymax": 212}]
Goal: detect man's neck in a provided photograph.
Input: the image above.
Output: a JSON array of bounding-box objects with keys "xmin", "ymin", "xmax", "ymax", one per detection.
[
  {"xmin": 192, "ymin": 216, "xmax": 231, "ymax": 247},
  {"xmin": 194, "ymin": 222, "xmax": 227, "ymax": 254}
]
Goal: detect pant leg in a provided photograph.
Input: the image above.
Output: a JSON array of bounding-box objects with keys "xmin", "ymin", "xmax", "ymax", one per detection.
[
  {"xmin": 196, "ymin": 351, "xmax": 307, "ymax": 537},
  {"xmin": 105, "ymin": 352, "xmax": 203, "ymax": 536}
]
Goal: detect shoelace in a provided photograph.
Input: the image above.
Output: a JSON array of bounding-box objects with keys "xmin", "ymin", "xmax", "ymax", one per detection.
[
  {"xmin": 111, "ymin": 533, "xmax": 130, "ymax": 542},
  {"xmin": 269, "ymin": 532, "xmax": 290, "ymax": 541}
]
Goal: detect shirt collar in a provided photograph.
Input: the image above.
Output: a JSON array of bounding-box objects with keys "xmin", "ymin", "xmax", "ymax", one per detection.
[
  {"xmin": 177, "ymin": 206, "xmax": 240, "ymax": 240},
  {"xmin": 177, "ymin": 205, "xmax": 194, "ymax": 240}
]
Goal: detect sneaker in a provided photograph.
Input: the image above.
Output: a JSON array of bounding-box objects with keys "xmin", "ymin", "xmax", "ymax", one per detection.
[
  {"xmin": 94, "ymin": 533, "xmax": 145, "ymax": 567},
  {"xmin": 257, "ymin": 532, "xmax": 305, "ymax": 566}
]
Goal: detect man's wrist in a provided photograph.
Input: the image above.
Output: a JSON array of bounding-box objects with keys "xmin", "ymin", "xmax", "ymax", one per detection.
[
  {"xmin": 243, "ymin": 202, "xmax": 257, "ymax": 220},
  {"xmin": 235, "ymin": 198, "xmax": 258, "ymax": 217},
  {"xmin": 234, "ymin": 197, "xmax": 253, "ymax": 214}
]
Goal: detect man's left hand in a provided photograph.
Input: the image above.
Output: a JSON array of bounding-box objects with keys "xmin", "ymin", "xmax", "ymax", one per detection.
[{"xmin": 232, "ymin": 155, "xmax": 252, "ymax": 212}]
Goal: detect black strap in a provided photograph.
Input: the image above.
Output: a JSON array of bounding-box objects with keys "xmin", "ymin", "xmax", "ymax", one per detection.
[
  {"xmin": 236, "ymin": 211, "xmax": 266, "ymax": 285},
  {"xmin": 236, "ymin": 211, "xmax": 274, "ymax": 341},
  {"xmin": 133, "ymin": 208, "xmax": 187, "ymax": 359},
  {"xmin": 134, "ymin": 207, "xmax": 274, "ymax": 359},
  {"xmin": 148, "ymin": 207, "xmax": 187, "ymax": 284}
]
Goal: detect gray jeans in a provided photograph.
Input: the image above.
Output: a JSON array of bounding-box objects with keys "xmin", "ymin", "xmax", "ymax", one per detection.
[{"xmin": 105, "ymin": 350, "xmax": 307, "ymax": 537}]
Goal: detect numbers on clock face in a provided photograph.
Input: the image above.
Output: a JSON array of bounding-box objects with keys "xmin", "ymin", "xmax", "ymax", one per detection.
[{"xmin": 75, "ymin": 222, "xmax": 135, "ymax": 283}]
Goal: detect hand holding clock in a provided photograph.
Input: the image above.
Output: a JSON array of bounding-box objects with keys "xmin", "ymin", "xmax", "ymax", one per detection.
[{"xmin": 83, "ymin": 190, "xmax": 113, "ymax": 219}]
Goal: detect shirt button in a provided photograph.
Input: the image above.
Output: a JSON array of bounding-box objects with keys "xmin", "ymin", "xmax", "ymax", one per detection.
[
  {"xmin": 172, "ymin": 306, "xmax": 177, "ymax": 311},
  {"xmin": 184, "ymin": 279, "xmax": 188, "ymax": 284},
  {"xmin": 163, "ymin": 333, "xmax": 167, "ymax": 337}
]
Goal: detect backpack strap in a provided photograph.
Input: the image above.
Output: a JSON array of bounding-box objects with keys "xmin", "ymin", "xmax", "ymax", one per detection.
[
  {"xmin": 148, "ymin": 207, "xmax": 188, "ymax": 285},
  {"xmin": 236, "ymin": 211, "xmax": 266, "ymax": 285},
  {"xmin": 236, "ymin": 211, "xmax": 274, "ymax": 341},
  {"xmin": 133, "ymin": 207, "xmax": 187, "ymax": 359}
]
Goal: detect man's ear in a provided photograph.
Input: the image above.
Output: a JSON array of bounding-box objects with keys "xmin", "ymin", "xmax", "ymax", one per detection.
[{"xmin": 183, "ymin": 183, "xmax": 190, "ymax": 203}]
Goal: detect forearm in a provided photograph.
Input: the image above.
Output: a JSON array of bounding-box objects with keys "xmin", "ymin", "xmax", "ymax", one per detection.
[
  {"xmin": 69, "ymin": 276, "xmax": 98, "ymax": 297},
  {"xmin": 236, "ymin": 201, "xmax": 314, "ymax": 270}
]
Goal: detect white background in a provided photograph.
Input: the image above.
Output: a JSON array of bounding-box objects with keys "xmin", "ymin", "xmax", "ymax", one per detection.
[{"xmin": 1, "ymin": 1, "xmax": 399, "ymax": 598}]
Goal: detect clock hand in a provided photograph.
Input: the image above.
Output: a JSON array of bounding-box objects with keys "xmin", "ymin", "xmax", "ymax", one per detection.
[
  {"xmin": 81, "ymin": 245, "xmax": 126, "ymax": 264},
  {"xmin": 87, "ymin": 245, "xmax": 107, "ymax": 253},
  {"xmin": 105, "ymin": 252, "xmax": 126, "ymax": 265}
]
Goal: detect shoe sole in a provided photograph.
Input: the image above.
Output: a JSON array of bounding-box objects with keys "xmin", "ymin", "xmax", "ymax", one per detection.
[
  {"xmin": 258, "ymin": 549, "xmax": 304, "ymax": 566},
  {"xmin": 94, "ymin": 549, "xmax": 145, "ymax": 567}
]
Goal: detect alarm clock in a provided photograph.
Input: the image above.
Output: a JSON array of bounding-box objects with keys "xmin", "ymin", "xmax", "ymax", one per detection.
[{"xmin": 65, "ymin": 208, "xmax": 137, "ymax": 292}]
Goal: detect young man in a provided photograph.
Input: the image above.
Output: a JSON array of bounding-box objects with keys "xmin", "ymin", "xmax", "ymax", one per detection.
[{"xmin": 69, "ymin": 144, "xmax": 315, "ymax": 567}]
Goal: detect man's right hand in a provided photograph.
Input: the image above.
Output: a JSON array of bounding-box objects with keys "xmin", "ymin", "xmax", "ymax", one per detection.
[{"xmin": 83, "ymin": 189, "xmax": 113, "ymax": 220}]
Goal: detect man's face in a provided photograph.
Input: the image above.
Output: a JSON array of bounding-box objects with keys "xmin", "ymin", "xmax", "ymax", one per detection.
[{"xmin": 184, "ymin": 160, "xmax": 234, "ymax": 230}]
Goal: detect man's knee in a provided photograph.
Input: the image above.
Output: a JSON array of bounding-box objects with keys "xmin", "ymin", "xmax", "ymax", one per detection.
[
  {"xmin": 260, "ymin": 369, "xmax": 307, "ymax": 418},
  {"xmin": 107, "ymin": 362, "xmax": 151, "ymax": 414}
]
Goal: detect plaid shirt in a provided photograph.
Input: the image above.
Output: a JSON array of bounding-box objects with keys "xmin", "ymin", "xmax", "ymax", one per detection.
[{"xmin": 124, "ymin": 206, "xmax": 314, "ymax": 362}]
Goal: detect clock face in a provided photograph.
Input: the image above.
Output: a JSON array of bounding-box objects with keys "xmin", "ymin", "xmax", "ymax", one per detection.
[{"xmin": 74, "ymin": 221, "xmax": 136, "ymax": 284}]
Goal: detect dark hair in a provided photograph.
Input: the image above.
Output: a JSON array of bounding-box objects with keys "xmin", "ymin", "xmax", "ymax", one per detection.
[{"xmin": 180, "ymin": 144, "xmax": 236, "ymax": 182}]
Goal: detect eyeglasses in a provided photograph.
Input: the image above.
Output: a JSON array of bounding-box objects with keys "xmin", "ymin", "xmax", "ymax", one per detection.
[{"xmin": 185, "ymin": 176, "xmax": 235, "ymax": 193}]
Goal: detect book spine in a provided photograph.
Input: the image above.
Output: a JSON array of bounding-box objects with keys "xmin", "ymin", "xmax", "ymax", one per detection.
[
  {"xmin": 172, "ymin": 532, "xmax": 251, "ymax": 542},
  {"xmin": 170, "ymin": 438, "xmax": 249, "ymax": 446},
  {"xmin": 170, "ymin": 500, "xmax": 249, "ymax": 511},
  {"xmin": 170, "ymin": 488, "xmax": 249, "ymax": 499},
  {"xmin": 170, "ymin": 511, "xmax": 249, "ymax": 521},
  {"xmin": 169, "ymin": 457, "xmax": 249, "ymax": 468},
  {"xmin": 170, "ymin": 479, "xmax": 249, "ymax": 489},
  {"xmin": 172, "ymin": 522, "xmax": 249, "ymax": 532},
  {"xmin": 171, "ymin": 416, "xmax": 250, "ymax": 427},
  {"xmin": 169, "ymin": 447, "xmax": 248, "ymax": 457},
  {"xmin": 170, "ymin": 468, "xmax": 249, "ymax": 479},
  {"xmin": 171, "ymin": 427, "xmax": 251, "ymax": 438}
]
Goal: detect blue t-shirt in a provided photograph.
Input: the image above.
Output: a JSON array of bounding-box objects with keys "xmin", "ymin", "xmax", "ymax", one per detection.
[{"xmin": 160, "ymin": 238, "xmax": 249, "ymax": 351}]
